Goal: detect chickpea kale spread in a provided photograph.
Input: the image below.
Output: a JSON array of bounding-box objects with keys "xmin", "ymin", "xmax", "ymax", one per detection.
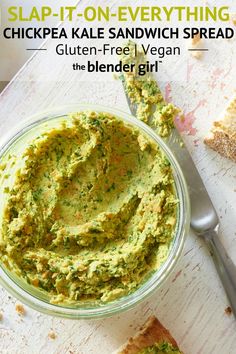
[{"xmin": 0, "ymin": 112, "xmax": 177, "ymax": 304}]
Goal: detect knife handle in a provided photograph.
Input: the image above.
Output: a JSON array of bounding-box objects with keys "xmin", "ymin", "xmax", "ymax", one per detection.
[{"xmin": 206, "ymin": 230, "xmax": 236, "ymax": 317}]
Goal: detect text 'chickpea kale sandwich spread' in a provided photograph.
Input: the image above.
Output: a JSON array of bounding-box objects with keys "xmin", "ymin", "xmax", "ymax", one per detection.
[{"xmin": 0, "ymin": 112, "xmax": 177, "ymax": 304}]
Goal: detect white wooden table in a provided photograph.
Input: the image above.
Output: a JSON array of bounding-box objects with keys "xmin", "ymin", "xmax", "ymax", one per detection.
[{"xmin": 0, "ymin": 1, "xmax": 236, "ymax": 353}]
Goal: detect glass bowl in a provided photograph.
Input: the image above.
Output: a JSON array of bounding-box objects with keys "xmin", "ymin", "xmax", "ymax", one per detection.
[{"xmin": 0, "ymin": 104, "xmax": 190, "ymax": 319}]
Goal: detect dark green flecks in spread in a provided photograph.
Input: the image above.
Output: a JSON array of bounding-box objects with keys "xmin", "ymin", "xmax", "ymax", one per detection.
[{"xmin": 0, "ymin": 111, "xmax": 177, "ymax": 304}]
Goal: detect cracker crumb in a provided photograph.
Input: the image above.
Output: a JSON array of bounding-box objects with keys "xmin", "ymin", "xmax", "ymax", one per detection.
[
  {"xmin": 190, "ymin": 50, "xmax": 203, "ymax": 60},
  {"xmin": 189, "ymin": 34, "xmax": 203, "ymax": 59},
  {"xmin": 231, "ymin": 13, "xmax": 236, "ymax": 26},
  {"xmin": 48, "ymin": 330, "xmax": 57, "ymax": 340},
  {"xmin": 191, "ymin": 33, "xmax": 201, "ymax": 46},
  {"xmin": 225, "ymin": 306, "xmax": 232, "ymax": 315},
  {"xmin": 113, "ymin": 73, "xmax": 119, "ymax": 80},
  {"xmin": 15, "ymin": 303, "xmax": 25, "ymax": 316},
  {"xmin": 204, "ymin": 96, "xmax": 236, "ymax": 162}
]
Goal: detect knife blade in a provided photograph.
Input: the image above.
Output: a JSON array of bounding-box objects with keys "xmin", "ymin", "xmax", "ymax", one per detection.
[{"xmin": 122, "ymin": 79, "xmax": 236, "ymax": 316}]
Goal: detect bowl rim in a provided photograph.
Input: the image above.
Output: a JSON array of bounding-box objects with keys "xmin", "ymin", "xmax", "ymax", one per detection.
[{"xmin": 0, "ymin": 103, "xmax": 190, "ymax": 319}]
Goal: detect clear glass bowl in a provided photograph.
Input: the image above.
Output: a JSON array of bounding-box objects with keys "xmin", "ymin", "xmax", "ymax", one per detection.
[{"xmin": 0, "ymin": 104, "xmax": 190, "ymax": 319}]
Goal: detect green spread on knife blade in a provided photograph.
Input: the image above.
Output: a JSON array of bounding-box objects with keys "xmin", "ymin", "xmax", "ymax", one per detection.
[{"xmin": 120, "ymin": 41, "xmax": 180, "ymax": 137}]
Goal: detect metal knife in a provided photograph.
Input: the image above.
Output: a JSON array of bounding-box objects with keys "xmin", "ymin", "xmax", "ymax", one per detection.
[{"xmin": 122, "ymin": 83, "xmax": 236, "ymax": 317}]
